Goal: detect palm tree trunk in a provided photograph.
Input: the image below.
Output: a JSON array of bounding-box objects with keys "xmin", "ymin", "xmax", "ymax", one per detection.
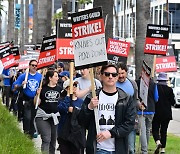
[
  {"xmin": 46, "ymin": 0, "xmax": 52, "ymax": 36},
  {"xmin": 20, "ymin": 0, "xmax": 24, "ymax": 54},
  {"xmin": 135, "ymin": 0, "xmax": 152, "ymax": 79},
  {"xmin": 25, "ymin": 0, "xmax": 29, "ymax": 44},
  {"xmin": 37, "ymin": 0, "xmax": 48, "ymax": 43},
  {"xmin": 7, "ymin": 0, "xmax": 15, "ymax": 42},
  {"xmin": 93, "ymin": 0, "xmax": 114, "ymax": 43},
  {"xmin": 14, "ymin": 0, "xmax": 19, "ymax": 45},
  {"xmin": 62, "ymin": 0, "xmax": 68, "ymax": 19},
  {"xmin": 32, "ymin": 0, "xmax": 38, "ymax": 44}
]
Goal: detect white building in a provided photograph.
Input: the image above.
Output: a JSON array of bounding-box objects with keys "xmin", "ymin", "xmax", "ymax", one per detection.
[{"xmin": 114, "ymin": 0, "xmax": 180, "ymax": 63}]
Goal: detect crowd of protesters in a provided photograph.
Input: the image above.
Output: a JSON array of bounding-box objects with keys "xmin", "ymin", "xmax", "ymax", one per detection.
[{"xmin": 0, "ymin": 60, "xmax": 175, "ymax": 154}]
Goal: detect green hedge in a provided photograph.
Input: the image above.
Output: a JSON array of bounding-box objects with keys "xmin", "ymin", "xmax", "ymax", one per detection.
[{"xmin": 0, "ymin": 103, "xmax": 39, "ymax": 154}]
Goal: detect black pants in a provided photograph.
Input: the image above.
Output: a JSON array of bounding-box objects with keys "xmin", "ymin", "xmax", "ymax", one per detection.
[
  {"xmin": 152, "ymin": 116, "xmax": 170, "ymax": 148},
  {"xmin": 58, "ymin": 138, "xmax": 82, "ymax": 154},
  {"xmin": 2, "ymin": 86, "xmax": 11, "ymax": 108},
  {"xmin": 9, "ymin": 93, "xmax": 18, "ymax": 114},
  {"xmin": 23, "ymin": 99, "xmax": 36, "ymax": 138},
  {"xmin": 17, "ymin": 96, "xmax": 24, "ymax": 121}
]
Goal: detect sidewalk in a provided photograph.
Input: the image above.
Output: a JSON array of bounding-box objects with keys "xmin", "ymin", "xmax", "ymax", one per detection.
[
  {"xmin": 168, "ymin": 119, "xmax": 180, "ymax": 137},
  {"xmin": 18, "ymin": 122, "xmax": 59, "ymax": 154}
]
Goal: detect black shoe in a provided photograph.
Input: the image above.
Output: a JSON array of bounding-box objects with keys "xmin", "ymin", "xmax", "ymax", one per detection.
[{"xmin": 154, "ymin": 143, "xmax": 162, "ymax": 154}]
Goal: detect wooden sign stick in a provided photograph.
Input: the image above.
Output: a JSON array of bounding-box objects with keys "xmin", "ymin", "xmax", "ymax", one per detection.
[
  {"xmin": 23, "ymin": 68, "xmax": 29, "ymax": 89},
  {"xmin": 69, "ymin": 62, "xmax": 74, "ymax": 96},
  {"xmin": 89, "ymin": 67, "xmax": 100, "ymax": 134},
  {"xmin": 35, "ymin": 68, "xmax": 46, "ymax": 109},
  {"xmin": 151, "ymin": 55, "xmax": 157, "ymax": 78}
]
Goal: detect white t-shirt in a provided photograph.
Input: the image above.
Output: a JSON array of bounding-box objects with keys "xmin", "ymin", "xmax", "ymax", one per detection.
[
  {"xmin": 97, "ymin": 90, "xmax": 118, "ymax": 151},
  {"xmin": 75, "ymin": 77, "xmax": 102, "ymax": 100}
]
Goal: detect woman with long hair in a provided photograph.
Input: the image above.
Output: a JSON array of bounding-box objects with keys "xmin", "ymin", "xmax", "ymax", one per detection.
[{"xmin": 34, "ymin": 70, "xmax": 62, "ymax": 154}]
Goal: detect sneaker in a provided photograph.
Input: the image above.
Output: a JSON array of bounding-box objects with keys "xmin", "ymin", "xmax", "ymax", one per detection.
[
  {"xmin": 160, "ymin": 148, "xmax": 165, "ymax": 153},
  {"xmin": 154, "ymin": 143, "xmax": 162, "ymax": 154}
]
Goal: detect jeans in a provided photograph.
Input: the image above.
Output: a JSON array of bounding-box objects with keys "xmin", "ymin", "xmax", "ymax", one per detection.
[
  {"xmin": 36, "ymin": 117, "xmax": 57, "ymax": 154},
  {"xmin": 138, "ymin": 114, "xmax": 154, "ymax": 154},
  {"xmin": 128, "ymin": 129, "xmax": 136, "ymax": 154},
  {"xmin": 96, "ymin": 149, "xmax": 115, "ymax": 154}
]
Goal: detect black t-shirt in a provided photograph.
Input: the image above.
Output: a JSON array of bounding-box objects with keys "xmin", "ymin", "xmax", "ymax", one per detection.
[{"xmin": 39, "ymin": 85, "xmax": 62, "ymax": 114}]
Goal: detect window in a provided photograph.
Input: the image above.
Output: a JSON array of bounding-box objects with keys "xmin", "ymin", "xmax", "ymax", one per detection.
[{"xmin": 169, "ymin": 3, "xmax": 180, "ymax": 33}]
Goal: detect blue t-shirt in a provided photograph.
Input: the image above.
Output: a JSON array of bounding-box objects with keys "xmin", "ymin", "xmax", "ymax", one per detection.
[
  {"xmin": 2, "ymin": 69, "xmax": 11, "ymax": 86},
  {"xmin": 11, "ymin": 80, "xmax": 21, "ymax": 94},
  {"xmin": 116, "ymin": 79, "xmax": 134, "ymax": 96},
  {"xmin": 15, "ymin": 72, "xmax": 42, "ymax": 98}
]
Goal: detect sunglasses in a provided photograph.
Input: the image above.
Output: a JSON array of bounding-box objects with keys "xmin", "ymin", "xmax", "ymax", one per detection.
[
  {"xmin": 103, "ymin": 72, "xmax": 118, "ymax": 77},
  {"xmin": 30, "ymin": 64, "xmax": 37, "ymax": 67}
]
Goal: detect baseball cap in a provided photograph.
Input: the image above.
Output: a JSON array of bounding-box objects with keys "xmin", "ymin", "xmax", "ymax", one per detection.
[
  {"xmin": 59, "ymin": 71, "xmax": 70, "ymax": 78},
  {"xmin": 63, "ymin": 79, "xmax": 78, "ymax": 89},
  {"xmin": 57, "ymin": 62, "xmax": 65, "ymax": 69}
]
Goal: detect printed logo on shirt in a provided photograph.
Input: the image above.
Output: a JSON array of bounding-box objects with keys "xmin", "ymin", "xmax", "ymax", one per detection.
[
  {"xmin": 28, "ymin": 79, "xmax": 39, "ymax": 91},
  {"xmin": 99, "ymin": 114, "xmax": 115, "ymax": 126},
  {"xmin": 98, "ymin": 103, "xmax": 115, "ymax": 111},
  {"xmin": 45, "ymin": 90, "xmax": 60, "ymax": 102}
]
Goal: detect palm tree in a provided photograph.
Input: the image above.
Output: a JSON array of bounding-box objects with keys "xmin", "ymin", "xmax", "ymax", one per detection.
[
  {"xmin": 37, "ymin": 0, "xmax": 52, "ymax": 43},
  {"xmin": 7, "ymin": 0, "xmax": 15, "ymax": 42},
  {"xmin": 37, "ymin": 0, "xmax": 47, "ymax": 43},
  {"xmin": 24, "ymin": 0, "xmax": 29, "ymax": 44},
  {"xmin": 93, "ymin": 0, "xmax": 114, "ymax": 43},
  {"xmin": 46, "ymin": 0, "xmax": 52, "ymax": 36},
  {"xmin": 20, "ymin": 0, "xmax": 24, "ymax": 54},
  {"xmin": 14, "ymin": 0, "xmax": 19, "ymax": 45},
  {"xmin": 62, "ymin": 0, "xmax": 68, "ymax": 19},
  {"xmin": 135, "ymin": 0, "xmax": 152, "ymax": 79},
  {"xmin": 32, "ymin": 0, "xmax": 38, "ymax": 44}
]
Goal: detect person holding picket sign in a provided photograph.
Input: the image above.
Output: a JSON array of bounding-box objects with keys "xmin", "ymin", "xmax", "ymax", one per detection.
[
  {"xmin": 57, "ymin": 79, "xmax": 85, "ymax": 154},
  {"xmin": 78, "ymin": 64, "xmax": 136, "ymax": 154},
  {"xmin": 34, "ymin": 69, "xmax": 62, "ymax": 154},
  {"xmin": 15, "ymin": 60, "xmax": 42, "ymax": 138}
]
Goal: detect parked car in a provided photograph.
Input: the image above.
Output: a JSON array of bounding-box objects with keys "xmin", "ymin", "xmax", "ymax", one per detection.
[{"xmin": 170, "ymin": 75, "xmax": 180, "ymax": 107}]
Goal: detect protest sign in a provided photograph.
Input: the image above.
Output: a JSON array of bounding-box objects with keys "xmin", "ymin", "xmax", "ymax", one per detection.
[
  {"xmin": 71, "ymin": 7, "xmax": 108, "ymax": 70},
  {"xmin": 56, "ymin": 19, "xmax": 74, "ymax": 60},
  {"xmin": 167, "ymin": 44, "xmax": 175, "ymax": 56},
  {"xmin": 156, "ymin": 56, "xmax": 177, "ymax": 72},
  {"xmin": 11, "ymin": 46, "xmax": 20, "ymax": 61},
  {"xmin": 37, "ymin": 35, "xmax": 56, "ymax": 69},
  {"xmin": 18, "ymin": 61, "xmax": 29, "ymax": 70},
  {"xmin": 0, "ymin": 42, "xmax": 10, "ymax": 49},
  {"xmin": 0, "ymin": 46, "xmax": 16, "ymax": 69},
  {"xmin": 107, "ymin": 38, "xmax": 130, "ymax": 64},
  {"xmin": 24, "ymin": 44, "xmax": 36, "ymax": 55},
  {"xmin": 140, "ymin": 61, "xmax": 151, "ymax": 107},
  {"xmin": 144, "ymin": 24, "xmax": 169, "ymax": 55}
]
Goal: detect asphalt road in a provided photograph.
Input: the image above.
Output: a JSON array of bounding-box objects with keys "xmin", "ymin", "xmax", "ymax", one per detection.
[{"xmin": 167, "ymin": 107, "xmax": 180, "ymax": 136}]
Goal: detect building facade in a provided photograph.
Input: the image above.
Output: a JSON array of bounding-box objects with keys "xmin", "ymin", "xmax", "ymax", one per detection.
[{"xmin": 114, "ymin": 0, "xmax": 180, "ymax": 65}]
